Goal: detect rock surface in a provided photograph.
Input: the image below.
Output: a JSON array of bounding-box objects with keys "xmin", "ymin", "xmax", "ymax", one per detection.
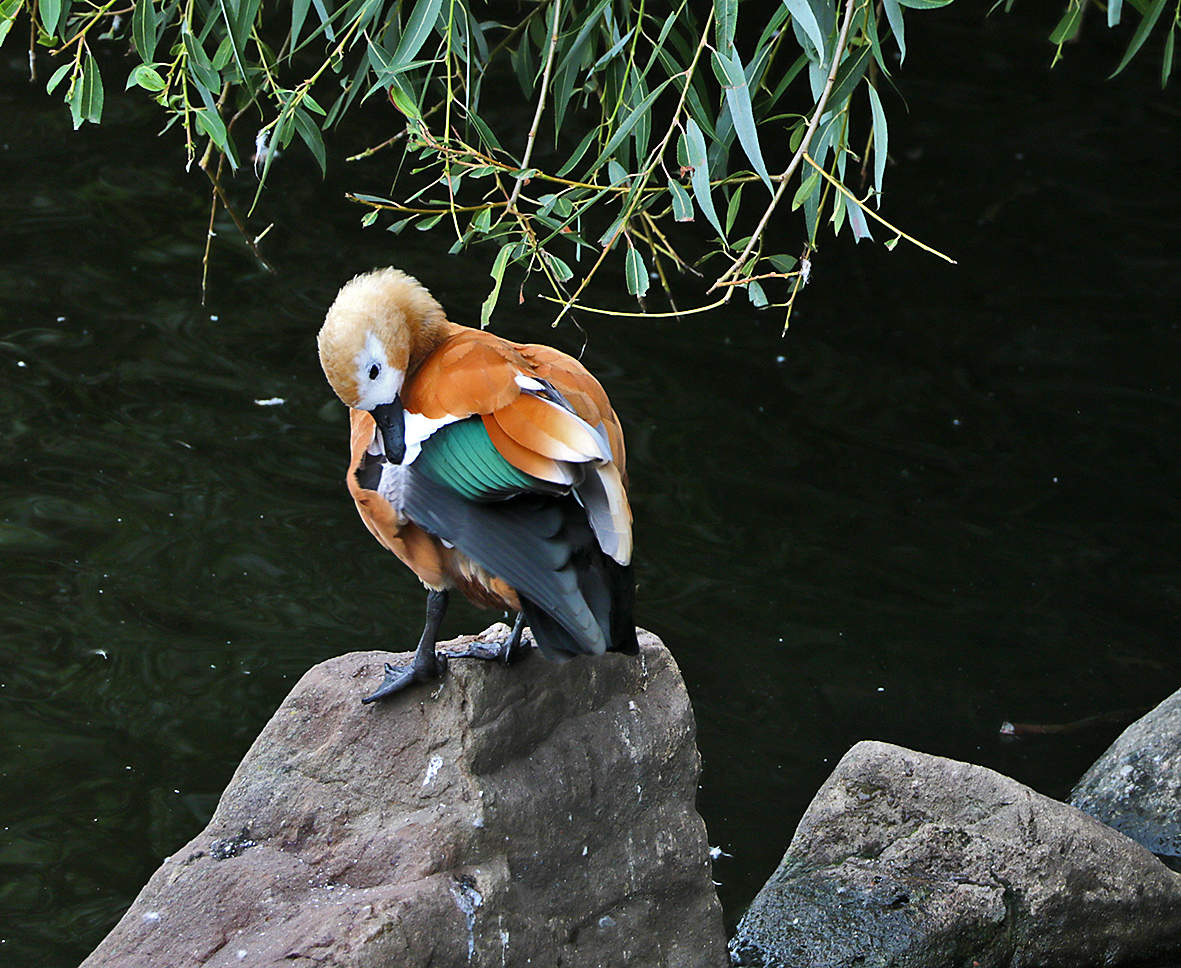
[
  {"xmin": 82, "ymin": 626, "xmax": 728, "ymax": 968},
  {"xmin": 730, "ymin": 740, "xmax": 1181, "ymax": 968},
  {"xmin": 1071, "ymin": 686, "xmax": 1181, "ymax": 862}
]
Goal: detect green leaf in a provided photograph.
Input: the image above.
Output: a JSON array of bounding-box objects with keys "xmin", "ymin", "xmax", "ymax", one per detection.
[
  {"xmin": 624, "ymin": 244, "xmax": 648, "ymax": 297},
  {"xmin": 725, "ymin": 182, "xmax": 744, "ymax": 236},
  {"xmin": 212, "ymin": 35, "xmax": 235, "ymax": 71},
  {"xmin": 480, "ymin": 242, "xmax": 514, "ymax": 328},
  {"xmin": 46, "ymin": 62, "xmax": 72, "ymax": 94},
  {"xmin": 896, "ymin": 0, "xmax": 953, "ymax": 7},
  {"xmin": 1163, "ymin": 25, "xmax": 1174, "ymax": 88},
  {"xmin": 391, "ymin": 0, "xmax": 442, "ymax": 69},
  {"xmin": 291, "ymin": 0, "xmax": 311, "ymax": 49},
  {"xmin": 1110, "ymin": 0, "xmax": 1168, "ymax": 78},
  {"xmin": 380, "ymin": 77, "xmax": 417, "ymax": 122},
  {"xmin": 712, "ymin": 46, "xmax": 773, "ymax": 192},
  {"xmin": 76, "ymin": 52, "xmax": 104, "ymax": 127},
  {"xmin": 293, "ymin": 105, "xmax": 327, "ymax": 176},
  {"xmin": 361, "ymin": 209, "xmax": 379, "ymax": 227},
  {"xmin": 544, "ymin": 252, "xmax": 573, "ymax": 283},
  {"xmin": 39, "ymin": 0, "xmax": 61, "ymax": 37},
  {"xmin": 768, "ymin": 254, "xmax": 797, "ymax": 272},
  {"xmin": 183, "ymin": 26, "xmax": 221, "ymax": 92},
  {"xmin": 126, "ymin": 64, "xmax": 166, "ymax": 91},
  {"xmin": 1108, "ymin": 0, "xmax": 1122, "ymax": 27},
  {"xmin": 0, "ymin": 0, "xmax": 22, "ymax": 47},
  {"xmin": 132, "ymin": 0, "xmax": 161, "ymax": 61},
  {"xmin": 607, "ymin": 159, "xmax": 628, "ymax": 185},
  {"xmin": 747, "ymin": 280, "xmax": 768, "ymax": 308},
  {"xmin": 216, "ymin": 0, "xmax": 260, "ymax": 89},
  {"xmin": 194, "ymin": 107, "xmax": 229, "ymax": 150},
  {"xmin": 310, "ymin": 0, "xmax": 334, "ymax": 42},
  {"xmin": 782, "ymin": 0, "xmax": 825, "ymax": 65},
  {"xmin": 863, "ymin": 1, "xmax": 888, "ymax": 72},
  {"xmin": 826, "ymin": 44, "xmax": 872, "ymax": 110},
  {"xmin": 668, "ymin": 178, "xmax": 693, "ymax": 221},
  {"xmin": 715, "ymin": 0, "xmax": 737, "ymax": 52},
  {"xmin": 1049, "ymin": 4, "xmax": 1084, "ymax": 45},
  {"xmin": 471, "ymin": 207, "xmax": 492, "ymax": 233},
  {"xmin": 555, "ymin": 125, "xmax": 600, "ymax": 177},
  {"xmin": 867, "ymin": 84, "xmax": 888, "ymax": 207},
  {"xmin": 584, "ymin": 75, "xmax": 674, "ymax": 176},
  {"xmin": 791, "ymin": 171, "xmax": 819, "ymax": 211},
  {"xmin": 883, "ymin": 0, "xmax": 905, "ymax": 62},
  {"xmin": 683, "ymin": 118, "xmax": 724, "ymax": 238}
]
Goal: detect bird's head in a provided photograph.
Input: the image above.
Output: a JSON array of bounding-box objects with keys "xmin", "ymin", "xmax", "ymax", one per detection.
[{"xmin": 318, "ymin": 267, "xmax": 447, "ymax": 463}]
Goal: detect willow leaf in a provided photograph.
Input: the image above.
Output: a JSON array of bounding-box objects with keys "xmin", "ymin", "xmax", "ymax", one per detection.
[
  {"xmin": 392, "ymin": 0, "xmax": 442, "ymax": 68},
  {"xmin": 1110, "ymin": 0, "xmax": 1167, "ymax": 78},
  {"xmin": 867, "ymin": 83, "xmax": 888, "ymax": 207},
  {"xmin": 480, "ymin": 242, "xmax": 514, "ymax": 328},
  {"xmin": 584, "ymin": 75, "xmax": 674, "ymax": 176},
  {"xmin": 668, "ymin": 178, "xmax": 693, "ymax": 221},
  {"xmin": 714, "ymin": 0, "xmax": 737, "ymax": 51},
  {"xmin": 883, "ymin": 0, "xmax": 905, "ymax": 62},
  {"xmin": 683, "ymin": 118, "xmax": 724, "ymax": 238},
  {"xmin": 782, "ymin": 0, "xmax": 824, "ymax": 64},
  {"xmin": 625, "ymin": 244, "xmax": 648, "ymax": 297},
  {"xmin": 713, "ymin": 47, "xmax": 772, "ymax": 192}
]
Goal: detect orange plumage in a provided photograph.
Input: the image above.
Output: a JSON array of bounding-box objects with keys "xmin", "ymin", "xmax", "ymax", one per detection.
[{"xmin": 319, "ymin": 268, "xmax": 636, "ymax": 700}]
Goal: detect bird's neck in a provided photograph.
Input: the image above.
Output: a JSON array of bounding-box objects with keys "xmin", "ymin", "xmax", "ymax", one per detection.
[{"xmin": 408, "ymin": 319, "xmax": 466, "ymax": 374}]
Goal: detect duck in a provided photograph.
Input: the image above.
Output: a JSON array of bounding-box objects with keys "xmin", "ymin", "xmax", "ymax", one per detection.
[{"xmin": 317, "ymin": 267, "xmax": 637, "ymax": 702}]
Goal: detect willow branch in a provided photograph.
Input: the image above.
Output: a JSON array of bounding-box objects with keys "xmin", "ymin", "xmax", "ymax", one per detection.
[
  {"xmin": 802, "ymin": 153, "xmax": 957, "ymax": 263},
  {"xmin": 506, "ymin": 0, "xmax": 562, "ymax": 214},
  {"xmin": 710, "ymin": 0, "xmax": 859, "ymax": 292}
]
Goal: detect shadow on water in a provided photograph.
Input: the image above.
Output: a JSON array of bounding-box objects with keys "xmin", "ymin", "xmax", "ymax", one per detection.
[{"xmin": 1, "ymin": 4, "xmax": 1179, "ymax": 963}]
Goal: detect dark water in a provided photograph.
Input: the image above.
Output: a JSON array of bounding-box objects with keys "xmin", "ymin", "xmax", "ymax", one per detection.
[{"xmin": 2, "ymin": 5, "xmax": 1179, "ymax": 964}]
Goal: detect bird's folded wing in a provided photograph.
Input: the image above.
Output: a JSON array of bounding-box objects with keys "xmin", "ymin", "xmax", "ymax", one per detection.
[{"xmin": 401, "ymin": 469, "xmax": 608, "ymax": 655}]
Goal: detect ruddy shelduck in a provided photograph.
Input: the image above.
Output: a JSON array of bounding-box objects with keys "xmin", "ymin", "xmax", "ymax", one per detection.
[{"xmin": 317, "ymin": 267, "xmax": 637, "ymax": 701}]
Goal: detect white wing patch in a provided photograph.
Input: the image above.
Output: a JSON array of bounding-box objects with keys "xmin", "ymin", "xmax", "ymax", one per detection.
[{"xmin": 403, "ymin": 410, "xmax": 461, "ymax": 465}]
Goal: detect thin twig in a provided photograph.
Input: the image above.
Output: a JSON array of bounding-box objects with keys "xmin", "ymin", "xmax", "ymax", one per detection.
[
  {"xmin": 710, "ymin": 0, "xmax": 860, "ymax": 293},
  {"xmin": 548, "ymin": 6, "xmax": 716, "ymax": 326},
  {"xmin": 538, "ymin": 293, "xmax": 729, "ymax": 318},
  {"xmin": 506, "ymin": 0, "xmax": 563, "ymax": 214},
  {"xmin": 802, "ymin": 152, "xmax": 957, "ymax": 263}
]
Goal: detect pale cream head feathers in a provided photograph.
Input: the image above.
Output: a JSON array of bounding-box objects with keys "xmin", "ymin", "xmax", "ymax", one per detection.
[{"xmin": 318, "ymin": 267, "xmax": 449, "ymax": 409}]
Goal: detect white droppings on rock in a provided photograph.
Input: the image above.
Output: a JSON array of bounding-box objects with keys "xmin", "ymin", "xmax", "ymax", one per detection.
[
  {"xmin": 449, "ymin": 878, "xmax": 483, "ymax": 963},
  {"xmin": 254, "ymin": 397, "xmax": 285, "ymax": 406},
  {"xmin": 598, "ymin": 915, "xmax": 616, "ymax": 929},
  {"xmin": 423, "ymin": 754, "xmax": 443, "ymax": 787},
  {"xmin": 142, "ymin": 911, "xmax": 161, "ymax": 923}
]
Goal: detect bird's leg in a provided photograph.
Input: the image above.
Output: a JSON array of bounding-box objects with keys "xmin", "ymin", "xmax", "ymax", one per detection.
[
  {"xmin": 448, "ymin": 611, "xmax": 527, "ymax": 665},
  {"xmin": 361, "ymin": 589, "xmax": 450, "ymax": 703}
]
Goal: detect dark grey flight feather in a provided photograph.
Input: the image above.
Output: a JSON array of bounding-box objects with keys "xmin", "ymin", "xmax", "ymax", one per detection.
[{"xmin": 400, "ymin": 467, "xmax": 610, "ymax": 658}]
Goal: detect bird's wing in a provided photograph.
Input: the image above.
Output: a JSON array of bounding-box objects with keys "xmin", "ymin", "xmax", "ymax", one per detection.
[{"xmin": 402, "ymin": 329, "xmax": 633, "ymax": 564}]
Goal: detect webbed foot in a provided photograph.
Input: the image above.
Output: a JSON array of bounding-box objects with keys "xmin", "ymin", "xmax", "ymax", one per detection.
[
  {"xmin": 449, "ymin": 612, "xmax": 527, "ymax": 666},
  {"xmin": 361, "ymin": 652, "xmax": 448, "ymax": 704}
]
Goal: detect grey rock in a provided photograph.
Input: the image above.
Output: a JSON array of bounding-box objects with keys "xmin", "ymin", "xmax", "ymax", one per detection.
[
  {"xmin": 1071, "ymin": 687, "xmax": 1181, "ymax": 860},
  {"xmin": 82, "ymin": 626, "xmax": 728, "ymax": 968},
  {"xmin": 730, "ymin": 740, "xmax": 1181, "ymax": 968}
]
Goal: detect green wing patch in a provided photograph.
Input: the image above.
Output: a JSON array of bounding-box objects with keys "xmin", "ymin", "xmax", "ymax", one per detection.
[{"xmin": 415, "ymin": 417, "xmax": 564, "ymax": 502}]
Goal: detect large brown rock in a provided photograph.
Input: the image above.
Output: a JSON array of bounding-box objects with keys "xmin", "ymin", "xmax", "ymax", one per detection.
[
  {"xmin": 730, "ymin": 740, "xmax": 1181, "ymax": 968},
  {"xmin": 82, "ymin": 626, "xmax": 728, "ymax": 968}
]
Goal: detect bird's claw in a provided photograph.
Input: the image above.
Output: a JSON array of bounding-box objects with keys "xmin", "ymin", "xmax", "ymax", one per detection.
[{"xmin": 361, "ymin": 652, "xmax": 448, "ymax": 704}]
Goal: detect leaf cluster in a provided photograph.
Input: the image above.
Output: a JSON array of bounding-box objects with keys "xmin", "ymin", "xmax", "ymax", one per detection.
[{"xmin": 4, "ymin": 0, "xmax": 962, "ymax": 325}]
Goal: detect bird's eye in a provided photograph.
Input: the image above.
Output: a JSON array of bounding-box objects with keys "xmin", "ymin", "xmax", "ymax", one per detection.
[{"xmin": 368, "ymin": 364, "xmax": 380, "ymax": 381}]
